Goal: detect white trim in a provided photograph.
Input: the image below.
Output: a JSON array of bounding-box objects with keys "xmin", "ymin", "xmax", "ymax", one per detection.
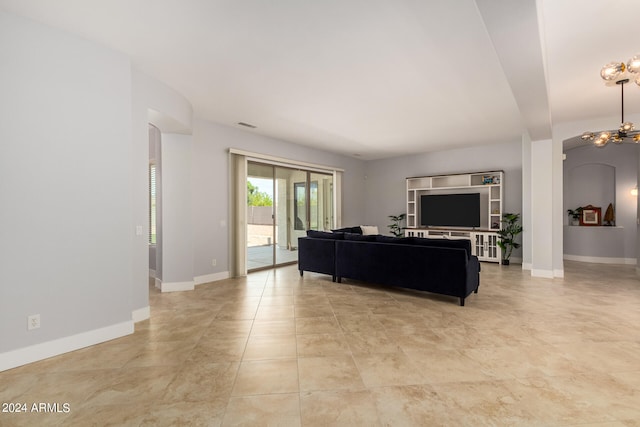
[
  {"xmin": 531, "ymin": 269, "xmax": 554, "ymax": 278},
  {"xmin": 132, "ymin": 306, "xmax": 150, "ymax": 322},
  {"xmin": 157, "ymin": 280, "xmax": 195, "ymax": 292},
  {"xmin": 521, "ymin": 262, "xmax": 532, "ymax": 270},
  {"xmin": 553, "ymin": 269, "xmax": 565, "ymax": 278},
  {"xmin": 195, "ymin": 271, "xmax": 230, "ymax": 285},
  {"xmin": 0, "ymin": 321, "xmax": 133, "ymax": 372},
  {"xmin": 148, "ymin": 268, "xmax": 156, "ymax": 278},
  {"xmin": 229, "ymin": 148, "xmax": 344, "ymax": 173},
  {"xmin": 563, "ymin": 254, "xmax": 637, "ymax": 265}
]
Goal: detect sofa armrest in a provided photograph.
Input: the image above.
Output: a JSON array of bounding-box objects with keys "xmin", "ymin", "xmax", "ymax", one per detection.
[{"xmin": 298, "ymin": 237, "xmax": 337, "ymax": 281}]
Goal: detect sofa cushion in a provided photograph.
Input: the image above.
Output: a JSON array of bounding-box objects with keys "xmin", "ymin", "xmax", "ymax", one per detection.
[
  {"xmin": 307, "ymin": 230, "xmax": 344, "ymax": 240},
  {"xmin": 375, "ymin": 235, "xmax": 413, "ymax": 244},
  {"xmin": 409, "ymin": 237, "xmax": 472, "ymax": 259},
  {"xmin": 331, "ymin": 226, "xmax": 362, "ymax": 234},
  {"xmin": 344, "ymin": 233, "xmax": 378, "ymax": 241}
]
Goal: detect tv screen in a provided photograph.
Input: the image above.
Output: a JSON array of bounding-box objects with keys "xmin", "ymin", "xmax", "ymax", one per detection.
[{"xmin": 420, "ymin": 193, "xmax": 480, "ymax": 228}]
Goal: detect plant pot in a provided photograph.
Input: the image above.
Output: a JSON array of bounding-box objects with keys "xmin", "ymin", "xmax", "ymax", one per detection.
[{"xmin": 501, "ymin": 259, "xmax": 510, "ymax": 266}]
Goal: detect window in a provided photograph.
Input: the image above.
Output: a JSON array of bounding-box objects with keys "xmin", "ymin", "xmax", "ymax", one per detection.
[{"xmin": 149, "ymin": 163, "xmax": 156, "ymax": 244}]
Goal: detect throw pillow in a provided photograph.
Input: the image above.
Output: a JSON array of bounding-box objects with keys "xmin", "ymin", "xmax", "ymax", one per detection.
[{"xmin": 360, "ymin": 225, "xmax": 379, "ymax": 235}]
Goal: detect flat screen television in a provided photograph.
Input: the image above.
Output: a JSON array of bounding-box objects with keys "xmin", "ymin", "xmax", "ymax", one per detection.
[{"xmin": 420, "ymin": 193, "xmax": 481, "ymax": 228}]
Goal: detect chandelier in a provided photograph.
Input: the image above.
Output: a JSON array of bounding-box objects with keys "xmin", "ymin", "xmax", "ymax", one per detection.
[{"xmin": 581, "ymin": 54, "xmax": 640, "ymax": 147}]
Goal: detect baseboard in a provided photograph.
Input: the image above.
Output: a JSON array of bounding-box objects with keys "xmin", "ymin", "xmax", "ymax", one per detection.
[
  {"xmin": 553, "ymin": 268, "xmax": 564, "ymax": 278},
  {"xmin": 521, "ymin": 262, "xmax": 532, "ymax": 271},
  {"xmin": 0, "ymin": 321, "xmax": 133, "ymax": 372},
  {"xmin": 149, "ymin": 268, "xmax": 156, "ymax": 278},
  {"xmin": 194, "ymin": 271, "xmax": 230, "ymax": 286},
  {"xmin": 157, "ymin": 280, "xmax": 195, "ymax": 292},
  {"xmin": 563, "ymin": 254, "xmax": 637, "ymax": 265},
  {"xmin": 132, "ymin": 306, "xmax": 150, "ymax": 322},
  {"xmin": 531, "ymin": 269, "xmax": 554, "ymax": 278}
]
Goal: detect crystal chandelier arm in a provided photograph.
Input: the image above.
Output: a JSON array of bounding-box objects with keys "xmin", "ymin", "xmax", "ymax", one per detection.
[{"xmin": 620, "ymin": 79, "xmax": 625, "ymax": 125}]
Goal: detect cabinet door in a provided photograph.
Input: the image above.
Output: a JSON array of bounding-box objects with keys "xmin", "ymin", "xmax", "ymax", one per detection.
[{"xmin": 473, "ymin": 232, "xmax": 500, "ymax": 263}]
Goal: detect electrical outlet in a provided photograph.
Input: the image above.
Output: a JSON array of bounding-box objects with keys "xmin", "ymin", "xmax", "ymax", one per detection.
[
  {"xmin": 212, "ymin": 258, "xmax": 217, "ymax": 266},
  {"xmin": 28, "ymin": 314, "xmax": 40, "ymax": 330}
]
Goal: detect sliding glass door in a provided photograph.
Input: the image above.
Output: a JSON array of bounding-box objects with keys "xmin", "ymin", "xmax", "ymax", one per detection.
[{"xmin": 247, "ymin": 162, "xmax": 333, "ymax": 271}]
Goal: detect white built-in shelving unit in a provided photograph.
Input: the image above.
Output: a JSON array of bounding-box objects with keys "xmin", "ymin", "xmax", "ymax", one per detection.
[{"xmin": 405, "ymin": 171, "xmax": 504, "ymax": 262}]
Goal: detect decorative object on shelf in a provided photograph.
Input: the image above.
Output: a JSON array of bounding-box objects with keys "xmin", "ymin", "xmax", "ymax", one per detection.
[
  {"xmin": 603, "ymin": 203, "xmax": 615, "ymax": 226},
  {"xmin": 482, "ymin": 175, "xmax": 493, "ymax": 184},
  {"xmin": 567, "ymin": 207, "xmax": 583, "ymax": 226},
  {"xmin": 387, "ymin": 213, "xmax": 406, "ymax": 237},
  {"xmin": 581, "ymin": 54, "xmax": 640, "ymax": 147},
  {"xmin": 579, "ymin": 205, "xmax": 601, "ymax": 226},
  {"xmin": 496, "ymin": 213, "xmax": 522, "ymax": 266}
]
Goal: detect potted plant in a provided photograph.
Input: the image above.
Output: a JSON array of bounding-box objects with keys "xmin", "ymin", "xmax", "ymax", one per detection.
[
  {"xmin": 387, "ymin": 213, "xmax": 406, "ymax": 237},
  {"xmin": 567, "ymin": 207, "xmax": 582, "ymax": 226},
  {"xmin": 496, "ymin": 213, "xmax": 523, "ymax": 265}
]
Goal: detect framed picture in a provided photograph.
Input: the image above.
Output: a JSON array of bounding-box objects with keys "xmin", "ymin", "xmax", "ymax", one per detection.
[{"xmin": 580, "ymin": 205, "xmax": 601, "ymax": 226}]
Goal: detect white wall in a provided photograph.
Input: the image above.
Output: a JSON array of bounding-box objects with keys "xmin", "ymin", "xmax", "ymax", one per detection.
[
  {"xmin": 0, "ymin": 11, "xmax": 134, "ymax": 364},
  {"xmin": 363, "ymin": 141, "xmax": 523, "ymax": 242}
]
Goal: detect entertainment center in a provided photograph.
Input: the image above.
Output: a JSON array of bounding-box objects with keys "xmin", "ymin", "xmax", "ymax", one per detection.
[{"xmin": 405, "ymin": 171, "xmax": 504, "ymax": 263}]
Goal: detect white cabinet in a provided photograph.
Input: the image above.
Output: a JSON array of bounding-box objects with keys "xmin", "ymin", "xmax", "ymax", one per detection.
[
  {"xmin": 404, "ymin": 229, "xmax": 501, "ymax": 263},
  {"xmin": 405, "ymin": 171, "xmax": 504, "ymax": 263},
  {"xmin": 473, "ymin": 232, "xmax": 501, "ymax": 262}
]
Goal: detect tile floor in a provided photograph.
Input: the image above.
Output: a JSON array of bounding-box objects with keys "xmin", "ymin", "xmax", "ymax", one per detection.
[{"xmin": 1, "ymin": 261, "xmax": 639, "ymax": 426}]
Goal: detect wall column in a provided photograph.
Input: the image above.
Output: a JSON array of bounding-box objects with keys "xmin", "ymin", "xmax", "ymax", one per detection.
[
  {"xmin": 157, "ymin": 133, "xmax": 194, "ymax": 291},
  {"xmin": 528, "ymin": 138, "xmax": 564, "ymax": 277}
]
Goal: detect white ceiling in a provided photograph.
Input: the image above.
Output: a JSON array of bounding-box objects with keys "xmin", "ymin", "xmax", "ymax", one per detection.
[{"xmin": 2, "ymin": 0, "xmax": 639, "ymax": 159}]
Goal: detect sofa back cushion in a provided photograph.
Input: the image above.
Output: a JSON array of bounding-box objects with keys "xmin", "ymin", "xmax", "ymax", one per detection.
[
  {"xmin": 375, "ymin": 235, "xmax": 413, "ymax": 244},
  {"xmin": 307, "ymin": 230, "xmax": 344, "ymax": 240},
  {"xmin": 410, "ymin": 237, "xmax": 472, "ymax": 259},
  {"xmin": 344, "ymin": 233, "xmax": 378, "ymax": 242},
  {"xmin": 331, "ymin": 226, "xmax": 363, "ymax": 234}
]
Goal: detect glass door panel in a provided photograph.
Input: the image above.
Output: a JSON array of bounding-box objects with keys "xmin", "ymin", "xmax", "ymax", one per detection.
[
  {"xmin": 247, "ymin": 162, "xmax": 275, "ymax": 271},
  {"xmin": 309, "ymin": 172, "xmax": 333, "ymax": 231},
  {"xmin": 275, "ymin": 167, "xmax": 304, "ymax": 265}
]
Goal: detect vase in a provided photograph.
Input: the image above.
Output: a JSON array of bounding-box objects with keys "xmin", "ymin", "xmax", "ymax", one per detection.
[{"xmin": 501, "ymin": 259, "xmax": 510, "ymax": 266}]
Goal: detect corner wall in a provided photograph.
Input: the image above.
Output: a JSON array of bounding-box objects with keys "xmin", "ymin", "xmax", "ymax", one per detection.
[{"xmin": 0, "ymin": 11, "xmax": 134, "ymax": 368}]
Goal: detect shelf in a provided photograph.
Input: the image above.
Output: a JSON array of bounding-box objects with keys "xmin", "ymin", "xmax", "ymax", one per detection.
[{"xmin": 407, "ymin": 171, "xmax": 503, "ymax": 233}]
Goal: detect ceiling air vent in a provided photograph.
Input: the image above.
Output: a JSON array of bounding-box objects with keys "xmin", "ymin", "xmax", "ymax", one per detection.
[{"xmin": 237, "ymin": 122, "xmax": 256, "ymax": 129}]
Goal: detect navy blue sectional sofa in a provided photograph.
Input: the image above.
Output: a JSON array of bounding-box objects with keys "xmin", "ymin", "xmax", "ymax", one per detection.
[{"xmin": 298, "ymin": 230, "xmax": 480, "ymax": 306}]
